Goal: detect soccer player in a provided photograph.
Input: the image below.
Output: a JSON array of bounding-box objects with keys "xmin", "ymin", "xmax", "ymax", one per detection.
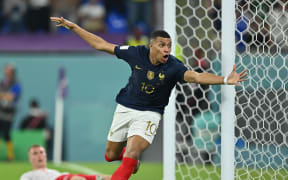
[
  {"xmin": 50, "ymin": 17, "xmax": 248, "ymax": 180},
  {"xmin": 20, "ymin": 144, "xmax": 111, "ymax": 180}
]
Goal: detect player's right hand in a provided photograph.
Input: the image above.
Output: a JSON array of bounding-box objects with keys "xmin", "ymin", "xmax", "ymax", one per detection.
[{"xmin": 50, "ymin": 17, "xmax": 75, "ymax": 30}]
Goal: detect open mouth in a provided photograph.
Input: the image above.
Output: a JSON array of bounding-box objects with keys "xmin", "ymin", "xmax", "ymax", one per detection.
[{"xmin": 162, "ymin": 55, "xmax": 169, "ymax": 62}]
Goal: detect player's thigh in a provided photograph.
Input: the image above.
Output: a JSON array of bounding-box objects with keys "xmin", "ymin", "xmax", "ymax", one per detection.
[
  {"xmin": 128, "ymin": 111, "xmax": 162, "ymax": 144},
  {"xmin": 107, "ymin": 104, "xmax": 134, "ymax": 143},
  {"xmin": 126, "ymin": 135, "xmax": 150, "ymax": 158}
]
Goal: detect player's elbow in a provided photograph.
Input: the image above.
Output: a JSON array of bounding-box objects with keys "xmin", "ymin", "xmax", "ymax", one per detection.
[
  {"xmin": 94, "ymin": 42, "xmax": 115, "ymax": 54},
  {"xmin": 184, "ymin": 71, "xmax": 200, "ymax": 83}
]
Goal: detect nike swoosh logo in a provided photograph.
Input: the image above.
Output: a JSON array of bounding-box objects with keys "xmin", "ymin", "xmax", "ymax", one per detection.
[{"xmin": 135, "ymin": 65, "xmax": 142, "ymax": 70}]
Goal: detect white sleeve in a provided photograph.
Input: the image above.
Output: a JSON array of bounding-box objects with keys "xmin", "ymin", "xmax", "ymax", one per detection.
[{"xmin": 20, "ymin": 174, "xmax": 30, "ymax": 180}]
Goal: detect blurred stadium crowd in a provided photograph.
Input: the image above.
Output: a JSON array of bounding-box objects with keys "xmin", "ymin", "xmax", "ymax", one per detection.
[{"xmin": 0, "ymin": 0, "xmax": 161, "ymax": 36}]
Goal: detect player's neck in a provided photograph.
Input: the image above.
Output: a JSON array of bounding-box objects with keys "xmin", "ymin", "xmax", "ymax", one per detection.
[{"xmin": 149, "ymin": 54, "xmax": 160, "ymax": 66}]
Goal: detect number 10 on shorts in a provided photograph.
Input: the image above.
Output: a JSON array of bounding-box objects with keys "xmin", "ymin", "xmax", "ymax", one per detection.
[{"xmin": 145, "ymin": 121, "xmax": 157, "ymax": 136}]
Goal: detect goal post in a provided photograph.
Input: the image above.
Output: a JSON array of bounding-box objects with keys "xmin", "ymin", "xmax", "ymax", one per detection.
[
  {"xmin": 164, "ymin": 0, "xmax": 236, "ymax": 179},
  {"xmin": 164, "ymin": 0, "xmax": 288, "ymax": 179},
  {"xmin": 221, "ymin": 0, "xmax": 236, "ymax": 180},
  {"xmin": 163, "ymin": 0, "xmax": 176, "ymax": 180}
]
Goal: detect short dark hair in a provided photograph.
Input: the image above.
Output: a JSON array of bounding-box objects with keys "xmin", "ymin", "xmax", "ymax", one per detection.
[{"xmin": 150, "ymin": 30, "xmax": 171, "ymax": 40}]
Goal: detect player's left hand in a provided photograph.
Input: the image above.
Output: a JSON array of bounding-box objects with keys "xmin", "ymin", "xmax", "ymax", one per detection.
[{"xmin": 227, "ymin": 65, "xmax": 248, "ymax": 86}]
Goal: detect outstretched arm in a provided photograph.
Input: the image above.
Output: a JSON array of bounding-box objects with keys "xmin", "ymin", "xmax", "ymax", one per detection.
[
  {"xmin": 184, "ymin": 64, "xmax": 248, "ymax": 86},
  {"xmin": 50, "ymin": 17, "xmax": 116, "ymax": 54}
]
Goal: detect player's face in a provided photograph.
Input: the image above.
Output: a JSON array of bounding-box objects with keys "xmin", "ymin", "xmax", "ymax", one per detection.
[
  {"xmin": 29, "ymin": 146, "xmax": 47, "ymax": 169},
  {"xmin": 150, "ymin": 37, "xmax": 172, "ymax": 64}
]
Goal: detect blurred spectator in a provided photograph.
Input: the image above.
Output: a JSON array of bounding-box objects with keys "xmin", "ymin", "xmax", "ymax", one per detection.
[
  {"xmin": 267, "ymin": 3, "xmax": 288, "ymax": 55},
  {"xmin": 126, "ymin": 25, "xmax": 148, "ymax": 46},
  {"xmin": 20, "ymin": 99, "xmax": 48, "ymax": 130},
  {"xmin": 207, "ymin": 0, "xmax": 221, "ymax": 31},
  {"xmin": 0, "ymin": 0, "xmax": 4, "ymax": 32},
  {"xmin": 50, "ymin": 0, "xmax": 80, "ymax": 32},
  {"xmin": 104, "ymin": 0, "xmax": 126, "ymax": 16},
  {"xmin": 20, "ymin": 98, "xmax": 52, "ymax": 159},
  {"xmin": 127, "ymin": 0, "xmax": 152, "ymax": 34},
  {"xmin": 25, "ymin": 0, "xmax": 51, "ymax": 33},
  {"xmin": 0, "ymin": 63, "xmax": 21, "ymax": 161},
  {"xmin": 106, "ymin": 11, "xmax": 128, "ymax": 34},
  {"xmin": 236, "ymin": 16, "xmax": 248, "ymax": 54},
  {"xmin": 175, "ymin": 44, "xmax": 184, "ymax": 62},
  {"xmin": 3, "ymin": 0, "xmax": 27, "ymax": 33},
  {"xmin": 78, "ymin": 0, "xmax": 106, "ymax": 33},
  {"xmin": 104, "ymin": 0, "xmax": 128, "ymax": 34}
]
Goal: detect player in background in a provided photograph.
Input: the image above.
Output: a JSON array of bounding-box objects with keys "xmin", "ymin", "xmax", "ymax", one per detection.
[
  {"xmin": 20, "ymin": 144, "xmax": 111, "ymax": 180},
  {"xmin": 0, "ymin": 63, "xmax": 21, "ymax": 161},
  {"xmin": 50, "ymin": 17, "xmax": 248, "ymax": 180}
]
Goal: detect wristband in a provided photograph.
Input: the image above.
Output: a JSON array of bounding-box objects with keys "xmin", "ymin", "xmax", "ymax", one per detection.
[{"xmin": 224, "ymin": 76, "xmax": 228, "ymax": 85}]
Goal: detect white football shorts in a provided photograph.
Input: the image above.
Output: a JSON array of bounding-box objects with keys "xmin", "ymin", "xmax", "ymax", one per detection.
[{"xmin": 107, "ymin": 104, "xmax": 162, "ymax": 144}]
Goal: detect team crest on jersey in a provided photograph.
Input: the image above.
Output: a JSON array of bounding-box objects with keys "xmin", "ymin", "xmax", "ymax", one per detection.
[
  {"xmin": 159, "ymin": 72, "xmax": 165, "ymax": 81},
  {"xmin": 147, "ymin": 71, "xmax": 154, "ymax": 80}
]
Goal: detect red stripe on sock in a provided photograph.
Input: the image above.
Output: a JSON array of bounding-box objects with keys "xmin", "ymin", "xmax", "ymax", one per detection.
[{"xmin": 56, "ymin": 174, "xmax": 96, "ymax": 180}]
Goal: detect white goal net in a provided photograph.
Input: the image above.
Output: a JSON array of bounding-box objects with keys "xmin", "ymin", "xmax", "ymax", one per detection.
[{"xmin": 173, "ymin": 0, "xmax": 288, "ymax": 179}]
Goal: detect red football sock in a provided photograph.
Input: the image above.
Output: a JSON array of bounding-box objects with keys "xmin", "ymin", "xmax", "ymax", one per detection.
[
  {"xmin": 105, "ymin": 147, "xmax": 126, "ymax": 162},
  {"xmin": 111, "ymin": 157, "xmax": 138, "ymax": 180},
  {"xmin": 56, "ymin": 174, "xmax": 96, "ymax": 180}
]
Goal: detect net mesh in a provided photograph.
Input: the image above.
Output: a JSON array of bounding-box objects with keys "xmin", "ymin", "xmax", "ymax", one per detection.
[
  {"xmin": 174, "ymin": 0, "xmax": 288, "ymax": 179},
  {"xmin": 175, "ymin": 0, "xmax": 222, "ymax": 179},
  {"xmin": 234, "ymin": 0, "xmax": 288, "ymax": 179}
]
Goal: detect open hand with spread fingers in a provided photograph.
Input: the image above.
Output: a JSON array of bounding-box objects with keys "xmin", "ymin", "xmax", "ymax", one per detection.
[
  {"xmin": 50, "ymin": 17, "xmax": 75, "ymax": 30},
  {"xmin": 227, "ymin": 65, "xmax": 248, "ymax": 86}
]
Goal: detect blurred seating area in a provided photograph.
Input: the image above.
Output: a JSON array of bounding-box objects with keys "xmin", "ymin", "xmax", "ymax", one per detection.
[{"xmin": 0, "ymin": 0, "xmax": 159, "ymax": 52}]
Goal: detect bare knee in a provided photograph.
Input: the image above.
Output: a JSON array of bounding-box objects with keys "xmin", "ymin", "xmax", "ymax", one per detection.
[
  {"xmin": 105, "ymin": 147, "xmax": 121, "ymax": 160},
  {"xmin": 105, "ymin": 141, "xmax": 126, "ymax": 161}
]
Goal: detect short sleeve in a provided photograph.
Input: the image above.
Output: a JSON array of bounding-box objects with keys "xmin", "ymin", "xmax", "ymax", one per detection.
[
  {"xmin": 175, "ymin": 61, "xmax": 188, "ymax": 83},
  {"xmin": 114, "ymin": 45, "xmax": 138, "ymax": 63}
]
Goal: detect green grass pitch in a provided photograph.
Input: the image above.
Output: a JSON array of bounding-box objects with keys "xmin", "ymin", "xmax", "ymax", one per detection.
[
  {"xmin": 0, "ymin": 162, "xmax": 163, "ymax": 180},
  {"xmin": 1, "ymin": 162, "xmax": 287, "ymax": 180}
]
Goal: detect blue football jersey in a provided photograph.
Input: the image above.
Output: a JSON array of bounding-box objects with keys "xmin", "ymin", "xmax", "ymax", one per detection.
[{"xmin": 114, "ymin": 45, "xmax": 188, "ymax": 114}]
